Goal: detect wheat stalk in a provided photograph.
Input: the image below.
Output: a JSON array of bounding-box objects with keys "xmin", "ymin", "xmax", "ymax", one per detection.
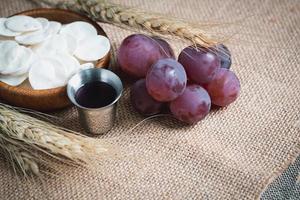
[
  {"xmin": 0, "ymin": 139, "xmax": 40, "ymax": 176},
  {"xmin": 0, "ymin": 103, "xmax": 112, "ymax": 177},
  {"xmin": 34, "ymin": 0, "xmax": 219, "ymax": 47}
]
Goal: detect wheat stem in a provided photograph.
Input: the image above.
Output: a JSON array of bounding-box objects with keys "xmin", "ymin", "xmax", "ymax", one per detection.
[
  {"xmin": 0, "ymin": 103, "xmax": 112, "ymax": 177},
  {"xmin": 0, "ymin": 139, "xmax": 40, "ymax": 176},
  {"xmin": 33, "ymin": 0, "xmax": 218, "ymax": 47}
]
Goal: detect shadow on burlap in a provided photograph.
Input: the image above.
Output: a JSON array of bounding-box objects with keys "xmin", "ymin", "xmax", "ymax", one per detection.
[{"xmin": 0, "ymin": 0, "xmax": 299, "ymax": 199}]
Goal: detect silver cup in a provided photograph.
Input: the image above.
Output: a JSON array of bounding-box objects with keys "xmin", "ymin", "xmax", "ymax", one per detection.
[{"xmin": 67, "ymin": 68, "xmax": 123, "ymax": 135}]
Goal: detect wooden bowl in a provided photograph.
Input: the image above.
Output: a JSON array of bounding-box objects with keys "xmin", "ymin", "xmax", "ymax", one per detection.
[{"xmin": 0, "ymin": 8, "xmax": 111, "ymax": 111}]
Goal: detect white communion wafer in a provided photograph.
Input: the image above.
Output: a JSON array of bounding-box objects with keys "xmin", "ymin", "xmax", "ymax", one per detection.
[
  {"xmin": 53, "ymin": 52, "xmax": 80, "ymax": 79},
  {"xmin": 31, "ymin": 34, "xmax": 69, "ymax": 56},
  {"xmin": 1, "ymin": 46, "xmax": 36, "ymax": 75},
  {"xmin": 74, "ymin": 35, "xmax": 110, "ymax": 62},
  {"xmin": 80, "ymin": 63, "xmax": 95, "ymax": 70},
  {"xmin": 5, "ymin": 15, "xmax": 42, "ymax": 33},
  {"xmin": 47, "ymin": 21, "xmax": 62, "ymax": 35},
  {"xmin": 36, "ymin": 18, "xmax": 49, "ymax": 30},
  {"xmin": 0, "ymin": 18, "xmax": 21, "ymax": 37},
  {"xmin": 24, "ymin": 22, "xmax": 62, "ymax": 47},
  {"xmin": 0, "ymin": 73, "xmax": 28, "ymax": 86},
  {"xmin": 15, "ymin": 20, "xmax": 61, "ymax": 45},
  {"xmin": 61, "ymin": 33, "xmax": 77, "ymax": 55},
  {"xmin": 29, "ymin": 57, "xmax": 67, "ymax": 90},
  {"xmin": 60, "ymin": 21, "xmax": 97, "ymax": 41},
  {"xmin": 0, "ymin": 41, "xmax": 19, "ymax": 72},
  {"xmin": 15, "ymin": 29, "xmax": 51, "ymax": 45},
  {"xmin": 14, "ymin": 50, "xmax": 38, "ymax": 75}
]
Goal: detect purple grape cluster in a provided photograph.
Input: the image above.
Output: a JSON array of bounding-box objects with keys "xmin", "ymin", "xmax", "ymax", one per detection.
[
  {"xmin": 117, "ymin": 34, "xmax": 174, "ymax": 78},
  {"xmin": 117, "ymin": 34, "xmax": 241, "ymax": 124},
  {"xmin": 130, "ymin": 79, "xmax": 164, "ymax": 116}
]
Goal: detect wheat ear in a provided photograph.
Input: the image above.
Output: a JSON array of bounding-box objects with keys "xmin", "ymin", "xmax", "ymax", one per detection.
[
  {"xmin": 0, "ymin": 103, "xmax": 112, "ymax": 176},
  {"xmin": 34, "ymin": 0, "xmax": 218, "ymax": 47},
  {"xmin": 0, "ymin": 139, "xmax": 40, "ymax": 176}
]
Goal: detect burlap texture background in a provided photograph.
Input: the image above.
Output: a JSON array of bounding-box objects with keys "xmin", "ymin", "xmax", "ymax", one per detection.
[{"xmin": 0, "ymin": 0, "xmax": 299, "ymax": 199}]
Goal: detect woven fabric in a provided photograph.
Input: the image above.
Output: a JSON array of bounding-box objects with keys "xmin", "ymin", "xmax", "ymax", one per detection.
[{"xmin": 0, "ymin": 0, "xmax": 300, "ymax": 199}]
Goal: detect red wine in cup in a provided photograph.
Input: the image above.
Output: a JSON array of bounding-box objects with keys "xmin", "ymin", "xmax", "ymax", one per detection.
[{"xmin": 75, "ymin": 81, "xmax": 117, "ymax": 108}]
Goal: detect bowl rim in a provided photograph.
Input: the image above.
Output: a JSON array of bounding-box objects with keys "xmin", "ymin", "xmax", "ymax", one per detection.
[{"xmin": 0, "ymin": 8, "xmax": 111, "ymax": 98}]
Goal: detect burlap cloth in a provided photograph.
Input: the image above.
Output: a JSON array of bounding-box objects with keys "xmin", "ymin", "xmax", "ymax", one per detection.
[{"xmin": 0, "ymin": 0, "xmax": 299, "ymax": 199}]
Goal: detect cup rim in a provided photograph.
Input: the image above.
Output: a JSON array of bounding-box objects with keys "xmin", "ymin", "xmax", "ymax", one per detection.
[{"xmin": 67, "ymin": 68, "xmax": 123, "ymax": 111}]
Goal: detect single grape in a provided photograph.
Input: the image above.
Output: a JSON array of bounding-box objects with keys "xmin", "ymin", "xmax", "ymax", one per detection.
[
  {"xmin": 204, "ymin": 68, "xmax": 240, "ymax": 107},
  {"xmin": 170, "ymin": 85, "xmax": 211, "ymax": 124},
  {"xmin": 215, "ymin": 44, "xmax": 232, "ymax": 69},
  {"xmin": 146, "ymin": 58, "xmax": 187, "ymax": 102},
  {"xmin": 130, "ymin": 79, "xmax": 164, "ymax": 116},
  {"xmin": 152, "ymin": 36, "xmax": 175, "ymax": 59},
  {"xmin": 117, "ymin": 34, "xmax": 173, "ymax": 78},
  {"xmin": 178, "ymin": 45, "xmax": 221, "ymax": 84}
]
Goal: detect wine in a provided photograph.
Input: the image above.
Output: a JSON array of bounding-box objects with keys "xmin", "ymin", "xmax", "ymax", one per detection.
[{"xmin": 75, "ymin": 81, "xmax": 117, "ymax": 108}]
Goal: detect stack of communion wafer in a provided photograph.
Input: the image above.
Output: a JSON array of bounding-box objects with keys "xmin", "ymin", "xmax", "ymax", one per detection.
[{"xmin": 0, "ymin": 16, "xmax": 110, "ymax": 89}]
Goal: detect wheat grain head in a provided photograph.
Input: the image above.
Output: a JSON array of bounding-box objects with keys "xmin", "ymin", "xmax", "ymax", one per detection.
[
  {"xmin": 0, "ymin": 103, "xmax": 113, "ymax": 177},
  {"xmin": 34, "ymin": 0, "xmax": 219, "ymax": 47}
]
